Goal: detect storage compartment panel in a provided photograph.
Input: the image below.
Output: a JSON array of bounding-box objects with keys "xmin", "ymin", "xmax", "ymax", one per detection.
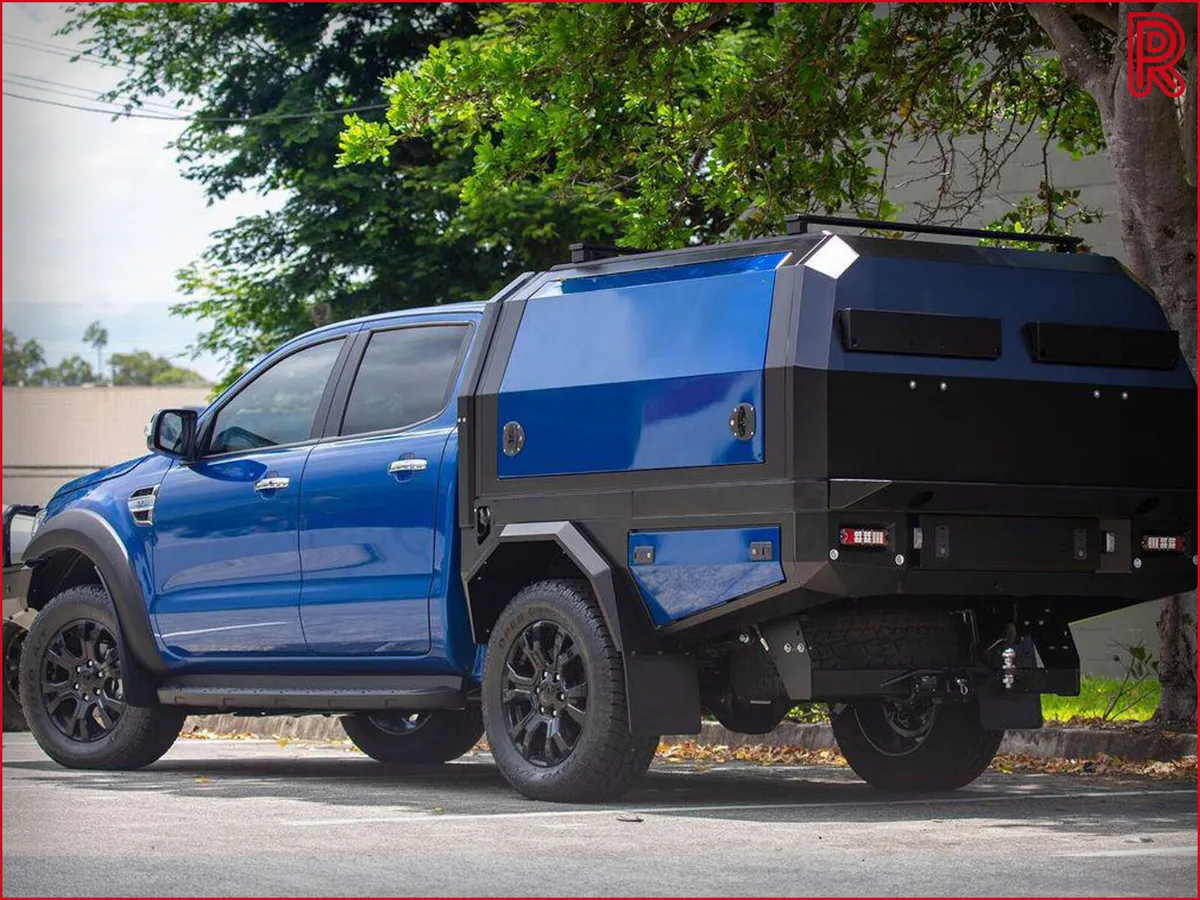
[{"xmin": 629, "ymin": 526, "xmax": 784, "ymax": 625}]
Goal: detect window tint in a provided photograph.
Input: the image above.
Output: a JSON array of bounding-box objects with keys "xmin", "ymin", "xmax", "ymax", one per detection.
[
  {"xmin": 208, "ymin": 339, "xmax": 343, "ymax": 455},
  {"xmin": 341, "ymin": 325, "xmax": 468, "ymax": 436}
]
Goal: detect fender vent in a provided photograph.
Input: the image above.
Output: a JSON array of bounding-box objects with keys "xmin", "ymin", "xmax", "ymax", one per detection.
[{"xmin": 127, "ymin": 486, "xmax": 159, "ymax": 526}]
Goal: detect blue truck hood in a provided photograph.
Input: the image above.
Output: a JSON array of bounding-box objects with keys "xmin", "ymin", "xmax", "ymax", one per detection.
[{"xmin": 53, "ymin": 456, "xmax": 150, "ymax": 500}]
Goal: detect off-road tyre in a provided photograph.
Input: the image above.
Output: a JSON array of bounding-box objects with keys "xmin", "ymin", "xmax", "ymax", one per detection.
[
  {"xmin": 3, "ymin": 619, "xmax": 29, "ymax": 732},
  {"xmin": 483, "ymin": 579, "xmax": 658, "ymax": 802},
  {"xmin": 341, "ymin": 707, "xmax": 484, "ymax": 764},
  {"xmin": 813, "ymin": 608, "xmax": 1002, "ymax": 791},
  {"xmin": 20, "ymin": 585, "xmax": 185, "ymax": 769}
]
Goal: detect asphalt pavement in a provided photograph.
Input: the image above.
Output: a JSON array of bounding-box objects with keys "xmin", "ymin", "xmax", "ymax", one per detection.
[{"xmin": 3, "ymin": 732, "xmax": 1196, "ymax": 897}]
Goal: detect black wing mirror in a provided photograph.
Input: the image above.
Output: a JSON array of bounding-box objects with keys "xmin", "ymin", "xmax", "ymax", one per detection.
[{"xmin": 146, "ymin": 409, "xmax": 198, "ymax": 461}]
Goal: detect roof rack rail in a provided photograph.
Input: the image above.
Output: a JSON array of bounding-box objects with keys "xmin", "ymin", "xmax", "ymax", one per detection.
[
  {"xmin": 568, "ymin": 241, "xmax": 648, "ymax": 264},
  {"xmin": 784, "ymin": 214, "xmax": 1083, "ymax": 253}
]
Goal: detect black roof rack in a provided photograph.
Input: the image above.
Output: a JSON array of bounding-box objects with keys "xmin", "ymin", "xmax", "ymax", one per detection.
[
  {"xmin": 785, "ymin": 214, "xmax": 1083, "ymax": 253},
  {"xmin": 568, "ymin": 241, "xmax": 649, "ymax": 264}
]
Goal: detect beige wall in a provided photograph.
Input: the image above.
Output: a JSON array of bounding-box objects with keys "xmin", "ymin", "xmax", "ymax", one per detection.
[{"xmin": 2, "ymin": 386, "xmax": 211, "ymax": 507}]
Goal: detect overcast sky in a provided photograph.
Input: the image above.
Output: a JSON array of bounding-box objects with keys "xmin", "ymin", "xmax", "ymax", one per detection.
[{"xmin": 2, "ymin": 3, "xmax": 280, "ymax": 381}]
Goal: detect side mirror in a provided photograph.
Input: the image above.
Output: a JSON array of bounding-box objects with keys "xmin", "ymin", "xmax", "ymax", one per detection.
[{"xmin": 146, "ymin": 409, "xmax": 198, "ymax": 461}]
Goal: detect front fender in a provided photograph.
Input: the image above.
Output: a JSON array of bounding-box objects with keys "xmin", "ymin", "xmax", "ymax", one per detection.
[{"xmin": 25, "ymin": 508, "xmax": 167, "ymax": 678}]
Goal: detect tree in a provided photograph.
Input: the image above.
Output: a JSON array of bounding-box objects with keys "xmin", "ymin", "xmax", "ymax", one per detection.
[
  {"xmin": 2, "ymin": 329, "xmax": 45, "ymax": 385},
  {"xmin": 82, "ymin": 320, "xmax": 108, "ymax": 381},
  {"xmin": 340, "ymin": 3, "xmax": 1196, "ymax": 722},
  {"xmin": 33, "ymin": 356, "xmax": 96, "ymax": 387},
  {"xmin": 109, "ymin": 350, "xmax": 207, "ymax": 386},
  {"xmin": 64, "ymin": 3, "xmax": 620, "ymax": 390}
]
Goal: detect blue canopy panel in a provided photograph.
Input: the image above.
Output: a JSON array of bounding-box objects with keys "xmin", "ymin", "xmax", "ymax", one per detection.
[{"xmin": 497, "ymin": 253, "xmax": 789, "ymax": 478}]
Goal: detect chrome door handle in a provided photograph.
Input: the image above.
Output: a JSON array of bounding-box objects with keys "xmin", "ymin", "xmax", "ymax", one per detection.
[
  {"xmin": 388, "ymin": 458, "xmax": 428, "ymax": 475},
  {"xmin": 254, "ymin": 476, "xmax": 290, "ymax": 493}
]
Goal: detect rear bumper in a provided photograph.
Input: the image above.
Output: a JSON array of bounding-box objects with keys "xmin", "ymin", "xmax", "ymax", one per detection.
[{"xmin": 659, "ymin": 478, "xmax": 1196, "ymax": 636}]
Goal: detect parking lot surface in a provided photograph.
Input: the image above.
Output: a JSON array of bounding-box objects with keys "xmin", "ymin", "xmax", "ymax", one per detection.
[{"xmin": 3, "ymin": 732, "xmax": 1195, "ymax": 897}]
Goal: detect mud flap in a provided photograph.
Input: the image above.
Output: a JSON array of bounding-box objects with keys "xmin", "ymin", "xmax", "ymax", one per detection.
[{"xmin": 624, "ymin": 653, "xmax": 701, "ymax": 735}]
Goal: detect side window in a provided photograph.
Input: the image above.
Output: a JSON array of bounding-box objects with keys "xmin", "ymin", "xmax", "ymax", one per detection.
[
  {"xmin": 340, "ymin": 325, "xmax": 469, "ymax": 436},
  {"xmin": 208, "ymin": 338, "xmax": 344, "ymax": 455}
]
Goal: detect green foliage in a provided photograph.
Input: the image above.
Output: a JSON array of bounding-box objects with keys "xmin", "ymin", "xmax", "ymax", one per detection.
[
  {"xmin": 32, "ymin": 355, "xmax": 96, "ymax": 387},
  {"xmin": 1042, "ymin": 674, "xmax": 1162, "ymax": 723},
  {"xmin": 109, "ymin": 350, "xmax": 207, "ymax": 386},
  {"xmin": 2, "ymin": 329, "xmax": 45, "ymax": 385},
  {"xmin": 340, "ymin": 3, "xmax": 1105, "ymax": 250},
  {"xmin": 82, "ymin": 321, "xmax": 108, "ymax": 351},
  {"xmin": 65, "ymin": 3, "xmax": 620, "ymax": 386}
]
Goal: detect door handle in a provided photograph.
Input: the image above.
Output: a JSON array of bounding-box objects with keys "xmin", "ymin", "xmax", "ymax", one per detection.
[
  {"xmin": 388, "ymin": 458, "xmax": 428, "ymax": 475},
  {"xmin": 254, "ymin": 476, "xmax": 290, "ymax": 493}
]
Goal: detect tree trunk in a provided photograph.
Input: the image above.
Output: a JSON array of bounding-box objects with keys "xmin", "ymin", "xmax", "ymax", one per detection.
[{"xmin": 1030, "ymin": 4, "xmax": 1198, "ymax": 726}]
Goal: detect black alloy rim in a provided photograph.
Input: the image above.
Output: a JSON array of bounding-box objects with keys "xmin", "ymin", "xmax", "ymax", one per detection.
[
  {"xmin": 4, "ymin": 626, "xmax": 26, "ymax": 700},
  {"xmin": 501, "ymin": 620, "xmax": 588, "ymax": 767},
  {"xmin": 40, "ymin": 620, "xmax": 125, "ymax": 742},
  {"xmin": 368, "ymin": 712, "xmax": 431, "ymax": 735},
  {"xmin": 854, "ymin": 698, "xmax": 938, "ymax": 757}
]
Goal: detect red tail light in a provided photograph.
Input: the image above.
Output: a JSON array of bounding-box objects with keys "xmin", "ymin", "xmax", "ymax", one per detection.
[
  {"xmin": 840, "ymin": 527, "xmax": 889, "ymax": 548},
  {"xmin": 1142, "ymin": 534, "xmax": 1186, "ymax": 552}
]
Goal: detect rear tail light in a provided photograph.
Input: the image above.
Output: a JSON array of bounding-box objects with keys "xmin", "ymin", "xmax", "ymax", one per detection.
[
  {"xmin": 839, "ymin": 527, "xmax": 889, "ymax": 548},
  {"xmin": 1142, "ymin": 534, "xmax": 1187, "ymax": 553}
]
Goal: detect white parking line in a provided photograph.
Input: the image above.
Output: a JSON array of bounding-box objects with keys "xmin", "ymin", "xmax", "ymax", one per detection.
[
  {"xmin": 1058, "ymin": 846, "xmax": 1197, "ymax": 858},
  {"xmin": 282, "ymin": 788, "xmax": 1196, "ymax": 827}
]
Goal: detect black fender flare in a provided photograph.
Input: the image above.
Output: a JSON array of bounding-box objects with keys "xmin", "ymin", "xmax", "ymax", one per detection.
[
  {"xmin": 24, "ymin": 510, "xmax": 168, "ymax": 701},
  {"xmin": 466, "ymin": 520, "xmax": 631, "ymax": 651},
  {"xmin": 465, "ymin": 521, "xmax": 700, "ymax": 734}
]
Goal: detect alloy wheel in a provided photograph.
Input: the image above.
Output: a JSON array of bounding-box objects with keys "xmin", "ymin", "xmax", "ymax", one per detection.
[
  {"xmin": 853, "ymin": 698, "xmax": 939, "ymax": 757},
  {"xmin": 367, "ymin": 712, "xmax": 431, "ymax": 735},
  {"xmin": 39, "ymin": 619, "xmax": 124, "ymax": 742},
  {"xmin": 500, "ymin": 620, "xmax": 588, "ymax": 767}
]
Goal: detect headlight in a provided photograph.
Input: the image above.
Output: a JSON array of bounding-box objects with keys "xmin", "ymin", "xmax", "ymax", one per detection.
[{"xmin": 30, "ymin": 509, "xmax": 47, "ymax": 539}]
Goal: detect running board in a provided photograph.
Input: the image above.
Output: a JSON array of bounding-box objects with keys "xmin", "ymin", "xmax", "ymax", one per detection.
[{"xmin": 156, "ymin": 673, "xmax": 466, "ymax": 712}]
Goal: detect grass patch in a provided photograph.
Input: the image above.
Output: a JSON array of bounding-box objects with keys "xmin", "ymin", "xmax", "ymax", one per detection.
[
  {"xmin": 785, "ymin": 675, "xmax": 1162, "ymax": 725},
  {"xmin": 1041, "ymin": 674, "xmax": 1160, "ymax": 723}
]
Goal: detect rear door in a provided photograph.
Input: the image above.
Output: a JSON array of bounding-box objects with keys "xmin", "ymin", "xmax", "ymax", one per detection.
[{"xmin": 298, "ymin": 316, "xmax": 473, "ymax": 655}]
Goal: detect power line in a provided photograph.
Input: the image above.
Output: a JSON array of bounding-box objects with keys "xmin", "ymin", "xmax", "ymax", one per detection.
[
  {"xmin": 3, "ymin": 90, "xmax": 388, "ymax": 124},
  {"xmin": 4, "ymin": 72, "xmax": 183, "ymax": 115},
  {"xmin": 3, "ymin": 33, "xmax": 131, "ymax": 71},
  {"xmin": 2, "ymin": 78, "xmax": 182, "ymax": 116}
]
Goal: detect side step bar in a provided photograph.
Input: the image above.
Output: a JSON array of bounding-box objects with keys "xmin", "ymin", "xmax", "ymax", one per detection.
[{"xmin": 156, "ymin": 673, "xmax": 466, "ymax": 712}]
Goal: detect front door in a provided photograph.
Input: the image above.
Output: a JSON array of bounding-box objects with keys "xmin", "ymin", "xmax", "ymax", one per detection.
[
  {"xmin": 299, "ymin": 321, "xmax": 471, "ymax": 655},
  {"xmin": 152, "ymin": 336, "xmax": 348, "ymax": 658}
]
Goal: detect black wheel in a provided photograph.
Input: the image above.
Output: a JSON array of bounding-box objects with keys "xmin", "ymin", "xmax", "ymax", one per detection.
[
  {"xmin": 705, "ymin": 693, "xmax": 791, "ymax": 735},
  {"xmin": 340, "ymin": 707, "xmax": 483, "ymax": 764},
  {"xmin": 3, "ymin": 619, "xmax": 29, "ymax": 732},
  {"xmin": 810, "ymin": 607, "xmax": 1001, "ymax": 790},
  {"xmin": 831, "ymin": 697, "xmax": 1003, "ymax": 791},
  {"xmin": 19, "ymin": 585, "xmax": 185, "ymax": 769},
  {"xmin": 482, "ymin": 579, "xmax": 658, "ymax": 802}
]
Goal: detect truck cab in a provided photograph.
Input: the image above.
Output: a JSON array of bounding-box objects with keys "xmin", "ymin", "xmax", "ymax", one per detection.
[{"xmin": 16, "ymin": 222, "xmax": 1197, "ymax": 802}]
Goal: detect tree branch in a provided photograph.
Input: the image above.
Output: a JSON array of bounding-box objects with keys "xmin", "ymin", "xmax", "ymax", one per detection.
[
  {"xmin": 1026, "ymin": 4, "xmax": 1108, "ymax": 97},
  {"xmin": 1070, "ymin": 3, "xmax": 1118, "ymax": 32}
]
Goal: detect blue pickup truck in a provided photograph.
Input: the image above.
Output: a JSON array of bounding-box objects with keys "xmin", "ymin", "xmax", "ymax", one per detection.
[{"xmin": 15, "ymin": 219, "xmax": 1197, "ymax": 802}]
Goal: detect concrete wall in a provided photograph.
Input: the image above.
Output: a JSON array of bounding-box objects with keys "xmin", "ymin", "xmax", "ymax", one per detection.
[{"xmin": 2, "ymin": 386, "xmax": 211, "ymax": 507}]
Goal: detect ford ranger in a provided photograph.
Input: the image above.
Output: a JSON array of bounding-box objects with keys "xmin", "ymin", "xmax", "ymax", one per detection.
[{"xmin": 16, "ymin": 217, "xmax": 1197, "ymax": 802}]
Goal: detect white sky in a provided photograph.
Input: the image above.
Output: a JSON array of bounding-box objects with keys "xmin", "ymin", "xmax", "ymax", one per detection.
[{"xmin": 2, "ymin": 2, "xmax": 280, "ymax": 380}]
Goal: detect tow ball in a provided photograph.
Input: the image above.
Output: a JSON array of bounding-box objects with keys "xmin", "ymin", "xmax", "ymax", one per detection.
[{"xmin": 1001, "ymin": 647, "xmax": 1017, "ymax": 690}]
